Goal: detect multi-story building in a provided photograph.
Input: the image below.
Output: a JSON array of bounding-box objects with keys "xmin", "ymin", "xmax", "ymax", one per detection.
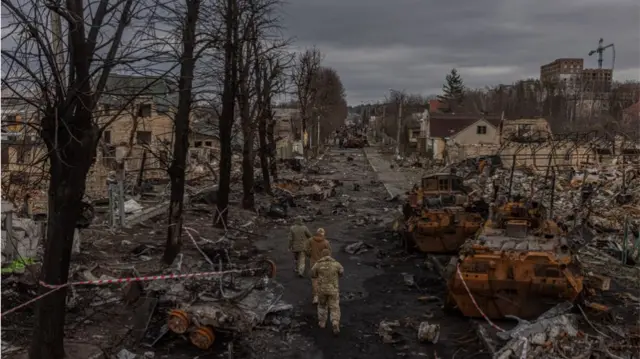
[
  {"xmin": 581, "ymin": 68, "xmax": 613, "ymax": 93},
  {"xmin": 540, "ymin": 58, "xmax": 613, "ymax": 97},
  {"xmin": 540, "ymin": 58, "xmax": 584, "ymax": 92},
  {"xmin": 0, "ymin": 74, "xmax": 220, "ymax": 210}
]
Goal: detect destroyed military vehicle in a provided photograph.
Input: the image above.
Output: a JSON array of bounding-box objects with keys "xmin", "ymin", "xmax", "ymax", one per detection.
[
  {"xmin": 166, "ymin": 259, "xmax": 279, "ymax": 350},
  {"xmin": 401, "ymin": 173, "xmax": 484, "ymax": 253},
  {"xmin": 444, "ymin": 200, "xmax": 585, "ymax": 319}
]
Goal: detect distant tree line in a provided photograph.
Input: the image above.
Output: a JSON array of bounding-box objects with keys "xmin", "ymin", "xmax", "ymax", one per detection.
[{"xmin": 357, "ymin": 68, "xmax": 640, "ymax": 141}]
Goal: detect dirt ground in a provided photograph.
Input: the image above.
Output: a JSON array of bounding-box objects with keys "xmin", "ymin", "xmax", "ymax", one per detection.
[{"xmin": 1, "ymin": 147, "xmax": 489, "ymax": 359}]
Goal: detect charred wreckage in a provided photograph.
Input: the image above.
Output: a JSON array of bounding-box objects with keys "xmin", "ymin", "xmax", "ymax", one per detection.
[{"xmin": 388, "ymin": 129, "xmax": 640, "ymax": 358}]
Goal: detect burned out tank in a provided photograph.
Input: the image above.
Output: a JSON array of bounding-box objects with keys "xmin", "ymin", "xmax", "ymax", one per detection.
[
  {"xmin": 403, "ymin": 173, "xmax": 468, "ymax": 219},
  {"xmin": 406, "ymin": 207, "xmax": 484, "ymax": 252},
  {"xmin": 402, "ymin": 173, "xmax": 485, "ymax": 253},
  {"xmin": 445, "ymin": 201, "xmax": 584, "ymax": 319}
]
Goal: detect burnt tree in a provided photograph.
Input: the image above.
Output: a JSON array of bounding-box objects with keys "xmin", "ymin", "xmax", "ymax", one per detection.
[
  {"xmin": 2, "ymin": 0, "xmax": 164, "ymax": 357},
  {"xmin": 215, "ymin": 0, "xmax": 239, "ymax": 227},
  {"xmin": 164, "ymin": 0, "xmax": 202, "ymax": 264},
  {"xmin": 254, "ymin": 44, "xmax": 271, "ymax": 193},
  {"xmin": 255, "ymin": 51, "xmax": 287, "ymax": 191},
  {"xmin": 236, "ymin": 8, "xmax": 258, "ymax": 210},
  {"xmin": 292, "ymin": 48, "xmax": 322, "ymax": 158},
  {"xmin": 267, "ymin": 108, "xmax": 278, "ymax": 180},
  {"xmin": 236, "ymin": 0, "xmax": 288, "ymax": 209},
  {"xmin": 309, "ymin": 66, "xmax": 348, "ymax": 150}
]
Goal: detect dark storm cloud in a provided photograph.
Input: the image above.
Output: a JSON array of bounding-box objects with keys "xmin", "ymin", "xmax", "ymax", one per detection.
[{"xmin": 282, "ymin": 0, "xmax": 640, "ymax": 104}]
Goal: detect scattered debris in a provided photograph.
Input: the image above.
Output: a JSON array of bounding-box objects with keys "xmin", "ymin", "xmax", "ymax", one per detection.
[
  {"xmin": 378, "ymin": 320, "xmax": 401, "ymax": 344},
  {"xmin": 401, "ymin": 273, "xmax": 415, "ymax": 287},
  {"xmin": 417, "ymin": 322, "xmax": 440, "ymax": 344},
  {"xmin": 344, "ymin": 241, "xmax": 372, "ymax": 255},
  {"xmin": 116, "ymin": 349, "xmax": 137, "ymax": 359}
]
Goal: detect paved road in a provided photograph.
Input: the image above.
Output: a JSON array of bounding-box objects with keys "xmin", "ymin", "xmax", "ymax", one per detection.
[
  {"xmin": 249, "ymin": 147, "xmax": 484, "ymax": 359},
  {"xmin": 363, "ymin": 147, "xmax": 415, "ymax": 199}
]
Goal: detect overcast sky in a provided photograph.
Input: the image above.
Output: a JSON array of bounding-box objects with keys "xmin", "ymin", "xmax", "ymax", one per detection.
[{"xmin": 282, "ymin": 0, "xmax": 640, "ymax": 105}]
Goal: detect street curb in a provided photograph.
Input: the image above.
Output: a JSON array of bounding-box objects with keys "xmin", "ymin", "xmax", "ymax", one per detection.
[{"xmin": 362, "ymin": 147, "xmax": 395, "ymax": 200}]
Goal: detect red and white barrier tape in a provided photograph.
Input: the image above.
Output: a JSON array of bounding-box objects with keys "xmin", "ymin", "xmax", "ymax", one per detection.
[
  {"xmin": 456, "ymin": 264, "xmax": 529, "ymax": 359},
  {"xmin": 0, "ymin": 286, "xmax": 63, "ymax": 319},
  {"xmin": 1, "ymin": 268, "xmax": 263, "ymax": 318},
  {"xmin": 1, "ymin": 221, "xmax": 242, "ymax": 319},
  {"xmin": 39, "ymin": 268, "xmax": 259, "ymax": 289}
]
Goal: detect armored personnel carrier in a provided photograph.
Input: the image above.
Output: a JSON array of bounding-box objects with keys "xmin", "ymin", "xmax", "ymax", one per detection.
[
  {"xmin": 403, "ymin": 173, "xmax": 468, "ymax": 219},
  {"xmin": 402, "ymin": 173, "xmax": 485, "ymax": 253},
  {"xmin": 445, "ymin": 200, "xmax": 584, "ymax": 319}
]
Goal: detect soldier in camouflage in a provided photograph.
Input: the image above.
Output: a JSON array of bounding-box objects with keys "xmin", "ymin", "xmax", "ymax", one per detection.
[
  {"xmin": 310, "ymin": 248, "xmax": 344, "ymax": 334},
  {"xmin": 289, "ymin": 217, "xmax": 312, "ymax": 277},
  {"xmin": 304, "ymin": 228, "xmax": 332, "ymax": 304}
]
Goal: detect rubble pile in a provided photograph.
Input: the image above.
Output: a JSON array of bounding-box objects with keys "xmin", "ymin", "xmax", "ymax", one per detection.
[
  {"xmin": 491, "ymin": 301, "xmax": 639, "ymax": 359},
  {"xmin": 430, "ymin": 161, "xmax": 640, "ymax": 262},
  {"xmin": 384, "ymin": 152, "xmax": 640, "ymax": 357}
]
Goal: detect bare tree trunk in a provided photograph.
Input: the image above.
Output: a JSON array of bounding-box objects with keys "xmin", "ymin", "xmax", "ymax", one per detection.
[
  {"xmin": 30, "ymin": 122, "xmax": 97, "ymax": 359},
  {"xmin": 238, "ymin": 37, "xmax": 255, "ymax": 210},
  {"xmin": 301, "ymin": 116, "xmax": 307, "ymax": 158},
  {"xmin": 164, "ymin": 0, "xmax": 201, "ymax": 264},
  {"xmin": 215, "ymin": 0, "xmax": 238, "ymax": 228},
  {"xmin": 267, "ymin": 116, "xmax": 278, "ymax": 181},
  {"xmin": 240, "ymin": 127, "xmax": 255, "ymax": 209},
  {"xmin": 258, "ymin": 110, "xmax": 271, "ymax": 193}
]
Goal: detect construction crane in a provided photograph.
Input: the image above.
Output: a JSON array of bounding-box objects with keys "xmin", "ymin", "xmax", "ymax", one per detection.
[{"xmin": 588, "ymin": 38, "xmax": 615, "ymax": 69}]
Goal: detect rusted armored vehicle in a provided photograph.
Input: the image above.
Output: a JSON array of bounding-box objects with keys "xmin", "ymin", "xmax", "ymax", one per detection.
[
  {"xmin": 405, "ymin": 208, "xmax": 484, "ymax": 252},
  {"xmin": 402, "ymin": 173, "xmax": 485, "ymax": 253},
  {"xmin": 403, "ymin": 173, "xmax": 468, "ymax": 219},
  {"xmin": 445, "ymin": 201, "xmax": 584, "ymax": 319}
]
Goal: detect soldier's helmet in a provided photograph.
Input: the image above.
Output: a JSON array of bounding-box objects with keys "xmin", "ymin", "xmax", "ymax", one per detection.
[{"xmin": 320, "ymin": 248, "xmax": 331, "ymax": 257}]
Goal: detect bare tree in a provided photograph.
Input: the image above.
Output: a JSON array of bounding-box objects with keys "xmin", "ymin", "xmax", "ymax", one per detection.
[
  {"xmin": 214, "ymin": 0, "xmax": 240, "ymax": 227},
  {"xmin": 254, "ymin": 46, "xmax": 289, "ymax": 191},
  {"xmin": 234, "ymin": 0, "xmax": 287, "ymax": 210},
  {"xmin": 292, "ymin": 47, "xmax": 322, "ymax": 158},
  {"xmin": 309, "ymin": 66, "xmax": 348, "ymax": 151},
  {"xmin": 162, "ymin": 0, "xmax": 204, "ymax": 264},
  {"xmin": 1, "ymin": 0, "xmax": 166, "ymax": 356}
]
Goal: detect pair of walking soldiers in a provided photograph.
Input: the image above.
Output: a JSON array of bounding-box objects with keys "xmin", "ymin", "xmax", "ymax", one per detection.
[{"xmin": 289, "ymin": 217, "xmax": 344, "ymax": 335}]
